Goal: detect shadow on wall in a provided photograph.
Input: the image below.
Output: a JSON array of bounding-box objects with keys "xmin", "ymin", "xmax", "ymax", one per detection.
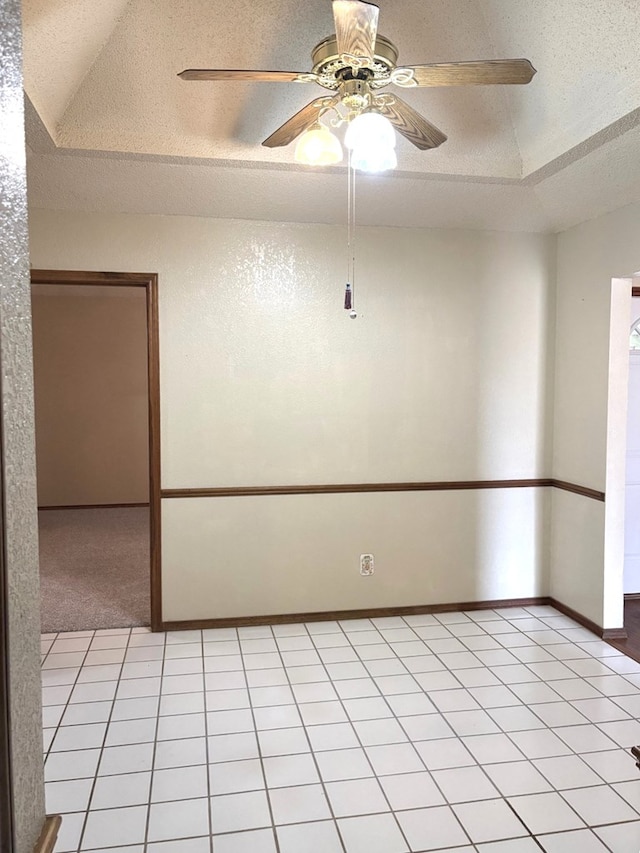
[{"xmin": 470, "ymin": 232, "xmax": 556, "ymax": 601}]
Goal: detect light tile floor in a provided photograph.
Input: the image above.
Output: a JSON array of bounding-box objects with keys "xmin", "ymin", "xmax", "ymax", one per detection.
[{"xmin": 41, "ymin": 606, "xmax": 640, "ymax": 852}]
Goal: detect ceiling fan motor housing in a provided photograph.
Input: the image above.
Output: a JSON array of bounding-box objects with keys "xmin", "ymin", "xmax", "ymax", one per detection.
[{"xmin": 311, "ymin": 33, "xmax": 399, "ymax": 90}]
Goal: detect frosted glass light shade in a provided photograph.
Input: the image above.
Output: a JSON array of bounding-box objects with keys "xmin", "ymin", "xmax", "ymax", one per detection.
[
  {"xmin": 344, "ymin": 112, "xmax": 396, "ymax": 151},
  {"xmin": 294, "ymin": 124, "xmax": 343, "ymax": 165},
  {"xmin": 351, "ymin": 144, "xmax": 397, "ymax": 173}
]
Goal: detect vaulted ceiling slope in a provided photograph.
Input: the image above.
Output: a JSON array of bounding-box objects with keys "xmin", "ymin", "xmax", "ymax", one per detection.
[{"xmin": 22, "ymin": 0, "xmax": 640, "ymax": 232}]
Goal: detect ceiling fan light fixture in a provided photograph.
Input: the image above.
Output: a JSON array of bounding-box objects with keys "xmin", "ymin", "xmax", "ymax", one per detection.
[
  {"xmin": 344, "ymin": 111, "xmax": 396, "ymax": 151},
  {"xmin": 178, "ymin": 0, "xmax": 537, "ymax": 311},
  {"xmin": 294, "ymin": 123, "xmax": 343, "ymax": 165},
  {"xmin": 351, "ymin": 143, "xmax": 397, "ymax": 173}
]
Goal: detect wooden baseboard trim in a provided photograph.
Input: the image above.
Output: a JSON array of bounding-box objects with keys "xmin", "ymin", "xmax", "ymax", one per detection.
[
  {"xmin": 164, "ymin": 597, "xmax": 629, "ymax": 642},
  {"xmin": 602, "ymin": 627, "xmax": 629, "ymax": 640},
  {"xmin": 162, "ymin": 597, "xmax": 550, "ymax": 631},
  {"xmin": 548, "ymin": 597, "xmax": 627, "ymax": 640},
  {"xmin": 34, "ymin": 815, "xmax": 62, "ymax": 853},
  {"xmin": 547, "ymin": 598, "xmax": 602, "ymax": 637},
  {"xmin": 38, "ymin": 503, "xmax": 150, "ymax": 511}
]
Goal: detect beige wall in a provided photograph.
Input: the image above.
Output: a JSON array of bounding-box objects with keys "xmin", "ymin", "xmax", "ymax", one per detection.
[
  {"xmin": 31, "ymin": 285, "xmax": 149, "ymax": 506},
  {"xmin": 552, "ymin": 200, "xmax": 640, "ymax": 627},
  {"xmin": 29, "ymin": 209, "xmax": 556, "ymax": 621}
]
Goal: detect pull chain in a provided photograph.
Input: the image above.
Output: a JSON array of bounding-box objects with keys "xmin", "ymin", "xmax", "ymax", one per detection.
[{"xmin": 345, "ymin": 147, "xmax": 357, "ymax": 318}]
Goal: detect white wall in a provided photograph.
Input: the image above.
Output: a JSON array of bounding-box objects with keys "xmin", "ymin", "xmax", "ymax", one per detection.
[
  {"xmin": 163, "ymin": 489, "xmax": 548, "ymax": 621},
  {"xmin": 625, "ymin": 297, "xmax": 640, "ymax": 594},
  {"xmin": 552, "ymin": 201, "xmax": 640, "ymax": 627},
  {"xmin": 29, "ymin": 209, "xmax": 555, "ymax": 621}
]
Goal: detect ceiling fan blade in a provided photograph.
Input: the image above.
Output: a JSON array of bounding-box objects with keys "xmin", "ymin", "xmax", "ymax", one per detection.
[
  {"xmin": 262, "ymin": 95, "xmax": 340, "ymax": 147},
  {"xmin": 178, "ymin": 69, "xmax": 318, "ymax": 83},
  {"xmin": 332, "ymin": 0, "xmax": 379, "ymax": 65},
  {"xmin": 392, "ymin": 59, "xmax": 536, "ymax": 88},
  {"xmin": 375, "ymin": 97, "xmax": 447, "ymax": 150}
]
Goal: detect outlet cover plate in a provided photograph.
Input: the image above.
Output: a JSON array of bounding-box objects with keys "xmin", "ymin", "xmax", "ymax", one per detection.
[{"xmin": 360, "ymin": 554, "xmax": 374, "ymax": 576}]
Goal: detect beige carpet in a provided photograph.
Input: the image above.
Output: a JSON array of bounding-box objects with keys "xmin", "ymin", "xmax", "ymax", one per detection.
[{"xmin": 39, "ymin": 506, "xmax": 150, "ymax": 633}]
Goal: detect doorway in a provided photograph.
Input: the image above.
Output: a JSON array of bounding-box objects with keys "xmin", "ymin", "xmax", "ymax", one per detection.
[{"xmin": 31, "ymin": 271, "xmax": 161, "ymax": 632}]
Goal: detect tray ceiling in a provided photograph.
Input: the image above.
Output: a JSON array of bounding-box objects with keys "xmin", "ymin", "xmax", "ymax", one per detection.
[{"xmin": 22, "ymin": 0, "xmax": 640, "ymax": 231}]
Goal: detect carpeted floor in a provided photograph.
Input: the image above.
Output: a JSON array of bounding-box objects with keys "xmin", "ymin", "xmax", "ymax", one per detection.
[{"xmin": 39, "ymin": 506, "xmax": 150, "ymax": 633}]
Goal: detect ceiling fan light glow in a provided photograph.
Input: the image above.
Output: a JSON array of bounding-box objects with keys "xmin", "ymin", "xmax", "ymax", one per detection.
[
  {"xmin": 344, "ymin": 111, "xmax": 396, "ymax": 151},
  {"xmin": 351, "ymin": 143, "xmax": 397, "ymax": 173},
  {"xmin": 294, "ymin": 124, "xmax": 343, "ymax": 165}
]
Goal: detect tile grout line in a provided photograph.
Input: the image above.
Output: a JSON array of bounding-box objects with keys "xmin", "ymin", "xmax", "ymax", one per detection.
[
  {"xmin": 454, "ymin": 623, "xmax": 637, "ymax": 799},
  {"xmin": 485, "ymin": 645, "xmax": 640, "ymax": 833},
  {"xmin": 45, "ymin": 630, "xmax": 640, "ymax": 772},
  {"xmin": 439, "ymin": 610, "xmax": 636, "ymax": 844},
  {"xmin": 375, "ymin": 611, "xmax": 637, "ymax": 847},
  {"xmin": 77, "ymin": 628, "xmax": 133, "ymax": 853},
  {"xmin": 402, "ymin": 613, "xmax": 558, "ymax": 848},
  {"xmin": 346, "ymin": 615, "xmax": 476, "ymax": 851},
  {"xmin": 43, "ymin": 633, "xmax": 97, "ymax": 775},
  {"xmin": 43, "ymin": 632, "xmax": 150, "ymax": 755},
  {"xmin": 41, "ymin": 608, "xmax": 640, "ymax": 852},
  {"xmin": 141, "ymin": 627, "xmax": 167, "ymax": 852},
  {"xmin": 200, "ymin": 629, "xmax": 215, "ymax": 853},
  {"xmin": 324, "ymin": 616, "xmax": 447, "ymax": 850},
  {"xmin": 237, "ymin": 626, "xmax": 283, "ymax": 853},
  {"xmin": 274, "ymin": 620, "xmax": 354, "ymax": 852},
  {"xmin": 446, "ymin": 609, "xmax": 639, "ymax": 846},
  {"xmin": 389, "ymin": 612, "xmax": 541, "ymax": 847}
]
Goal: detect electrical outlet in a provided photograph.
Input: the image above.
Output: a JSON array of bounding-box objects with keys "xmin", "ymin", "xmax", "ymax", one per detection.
[{"xmin": 360, "ymin": 554, "xmax": 374, "ymax": 576}]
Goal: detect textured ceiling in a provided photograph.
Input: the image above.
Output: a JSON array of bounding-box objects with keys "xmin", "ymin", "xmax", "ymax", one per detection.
[{"xmin": 22, "ymin": 0, "xmax": 640, "ymax": 232}]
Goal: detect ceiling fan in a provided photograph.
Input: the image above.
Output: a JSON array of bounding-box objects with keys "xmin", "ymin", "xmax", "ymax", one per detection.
[{"xmin": 178, "ymin": 0, "xmax": 536, "ymax": 153}]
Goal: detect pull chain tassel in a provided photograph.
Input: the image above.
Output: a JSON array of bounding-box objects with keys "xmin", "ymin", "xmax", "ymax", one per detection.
[{"xmin": 344, "ymin": 282, "xmax": 352, "ymax": 310}]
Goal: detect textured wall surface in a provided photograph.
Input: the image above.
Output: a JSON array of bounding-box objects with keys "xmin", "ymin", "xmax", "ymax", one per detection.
[
  {"xmin": 0, "ymin": 0, "xmax": 46, "ymax": 849},
  {"xmin": 29, "ymin": 210, "xmax": 556, "ymax": 621},
  {"xmin": 27, "ymin": 213, "xmax": 557, "ymax": 486}
]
